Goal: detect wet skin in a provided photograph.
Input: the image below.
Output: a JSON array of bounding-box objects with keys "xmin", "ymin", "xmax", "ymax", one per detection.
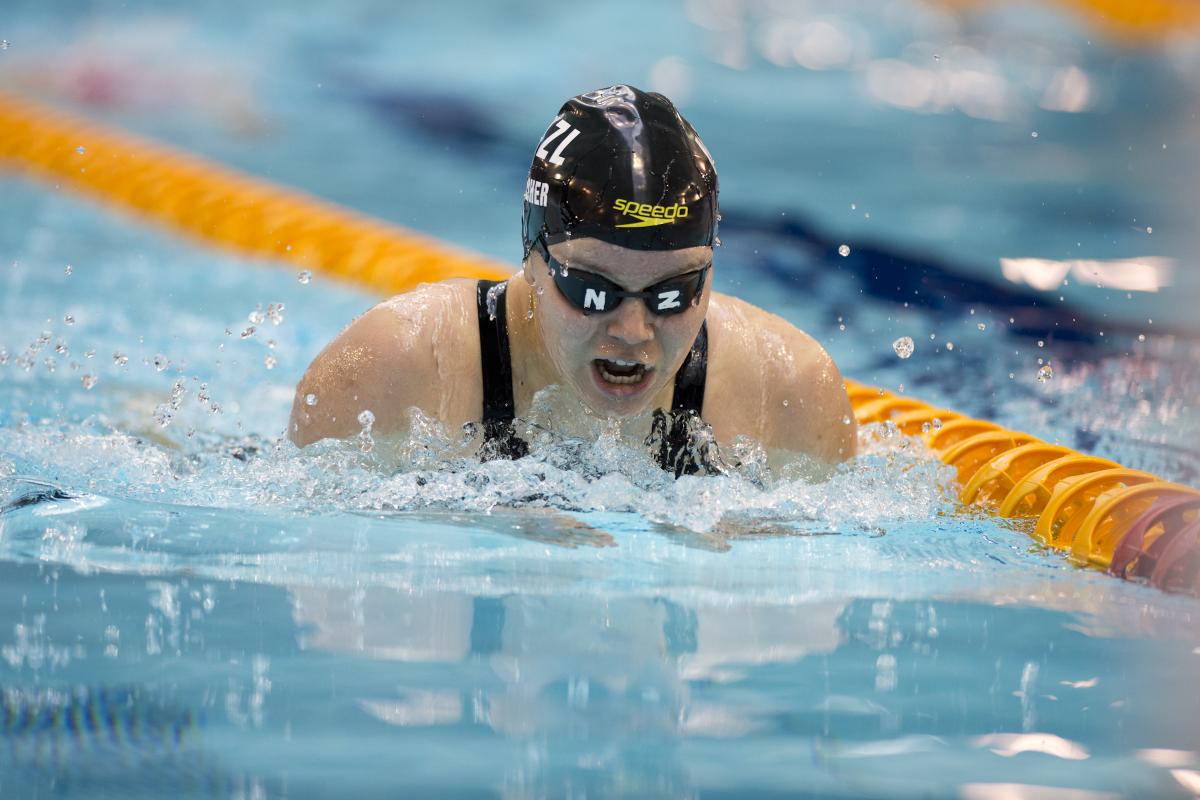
[{"xmin": 289, "ymin": 238, "xmax": 856, "ymax": 466}]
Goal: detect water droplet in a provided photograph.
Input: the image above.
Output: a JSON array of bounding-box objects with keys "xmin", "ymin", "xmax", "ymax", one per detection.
[
  {"xmin": 152, "ymin": 404, "xmax": 174, "ymax": 427},
  {"xmin": 485, "ymin": 283, "xmax": 503, "ymax": 322},
  {"xmin": 64, "ymin": 264, "xmax": 73, "ymax": 276},
  {"xmin": 248, "ymin": 306, "xmax": 265, "ymax": 325},
  {"xmin": 977, "ymin": 323, "xmax": 987, "ymax": 331},
  {"xmin": 1037, "ymin": 340, "xmax": 1044, "ymax": 348},
  {"xmin": 0, "ymin": 347, "xmax": 7, "ymax": 365},
  {"xmin": 842, "ymin": 415, "xmax": 852, "ymax": 425},
  {"xmin": 892, "ymin": 336, "xmax": 914, "ymax": 359},
  {"xmin": 1145, "ymin": 226, "xmax": 1153, "ymax": 234},
  {"xmin": 357, "ymin": 409, "xmax": 375, "ymax": 429},
  {"xmin": 1037, "ymin": 363, "xmax": 1054, "ymax": 383},
  {"xmin": 305, "ymin": 393, "xmax": 318, "ymax": 406},
  {"xmin": 297, "ymin": 270, "xmax": 312, "ymax": 284},
  {"xmin": 75, "ymin": 145, "xmax": 86, "ymax": 155},
  {"xmin": 1137, "ymin": 333, "xmax": 1146, "ymax": 342},
  {"xmin": 838, "ymin": 244, "xmax": 851, "ymax": 257},
  {"xmin": 1030, "ymin": 131, "xmax": 1039, "ymax": 138},
  {"xmin": 932, "ymin": 418, "xmax": 943, "ymax": 431},
  {"xmin": 933, "ymin": 53, "xmax": 941, "ymax": 61},
  {"xmin": 264, "ymin": 354, "xmax": 277, "ymax": 370},
  {"xmin": 153, "ymin": 354, "xmax": 168, "ymax": 371},
  {"xmin": 921, "ymin": 421, "xmax": 931, "ymax": 434},
  {"xmin": 112, "ymin": 352, "xmax": 128, "ymax": 367},
  {"xmin": 946, "ymin": 341, "xmax": 954, "ymax": 351},
  {"xmin": 713, "ymin": 236, "xmax": 722, "ymax": 247},
  {"xmin": 84, "ymin": 349, "xmax": 95, "ymax": 359},
  {"xmin": 81, "ymin": 374, "xmax": 97, "ymax": 390},
  {"xmin": 0, "ymin": 40, "xmax": 10, "ymax": 50},
  {"xmin": 838, "ymin": 324, "xmax": 845, "ymax": 331},
  {"xmin": 241, "ymin": 326, "xmax": 256, "ymax": 339},
  {"xmin": 850, "ymin": 203, "xmax": 857, "ymax": 210},
  {"xmin": 266, "ymin": 339, "xmax": 276, "ymax": 350},
  {"xmin": 267, "ymin": 303, "xmax": 284, "ymax": 325},
  {"xmin": 782, "ymin": 399, "xmax": 789, "ymax": 407},
  {"xmin": 54, "ymin": 341, "xmax": 67, "ymax": 354},
  {"xmin": 63, "ymin": 314, "xmax": 74, "ymax": 325}
]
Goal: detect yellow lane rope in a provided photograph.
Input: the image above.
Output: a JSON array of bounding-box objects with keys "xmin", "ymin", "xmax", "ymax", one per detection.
[
  {"xmin": 2, "ymin": 91, "xmax": 1195, "ymax": 592},
  {"xmin": 939, "ymin": 0, "xmax": 1200, "ymax": 43},
  {"xmin": 0, "ymin": 91, "xmax": 511, "ymax": 293}
]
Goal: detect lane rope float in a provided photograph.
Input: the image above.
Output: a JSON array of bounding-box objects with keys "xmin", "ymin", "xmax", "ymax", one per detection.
[
  {"xmin": 0, "ymin": 90, "xmax": 510, "ymax": 294},
  {"xmin": 2, "ymin": 91, "xmax": 1196, "ymax": 595}
]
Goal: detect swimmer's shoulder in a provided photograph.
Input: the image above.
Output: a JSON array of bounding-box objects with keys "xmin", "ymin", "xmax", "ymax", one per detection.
[
  {"xmin": 289, "ymin": 278, "xmax": 485, "ymax": 446},
  {"xmin": 705, "ymin": 293, "xmax": 856, "ymax": 463}
]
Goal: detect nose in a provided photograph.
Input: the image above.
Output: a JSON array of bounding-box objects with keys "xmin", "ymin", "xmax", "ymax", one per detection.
[{"xmin": 605, "ymin": 298, "xmax": 655, "ymax": 345}]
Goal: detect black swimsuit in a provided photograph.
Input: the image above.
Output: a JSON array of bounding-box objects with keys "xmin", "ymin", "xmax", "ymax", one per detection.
[{"xmin": 475, "ymin": 280, "xmax": 710, "ymax": 477}]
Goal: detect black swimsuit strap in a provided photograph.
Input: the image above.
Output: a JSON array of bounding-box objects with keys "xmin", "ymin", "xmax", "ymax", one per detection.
[
  {"xmin": 476, "ymin": 280, "xmax": 529, "ymax": 459},
  {"xmin": 671, "ymin": 320, "xmax": 707, "ymax": 416}
]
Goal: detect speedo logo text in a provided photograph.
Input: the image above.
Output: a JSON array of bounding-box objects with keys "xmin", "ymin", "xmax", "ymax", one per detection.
[{"xmin": 612, "ymin": 198, "xmax": 689, "ymax": 228}]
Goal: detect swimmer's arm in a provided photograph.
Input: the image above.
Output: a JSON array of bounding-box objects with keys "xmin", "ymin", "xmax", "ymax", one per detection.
[
  {"xmin": 288, "ymin": 291, "xmax": 468, "ymax": 447},
  {"xmin": 764, "ymin": 330, "xmax": 857, "ymax": 464}
]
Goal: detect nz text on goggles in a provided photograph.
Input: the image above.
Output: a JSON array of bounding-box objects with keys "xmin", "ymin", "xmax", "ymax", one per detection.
[{"xmin": 537, "ymin": 239, "xmax": 709, "ymax": 316}]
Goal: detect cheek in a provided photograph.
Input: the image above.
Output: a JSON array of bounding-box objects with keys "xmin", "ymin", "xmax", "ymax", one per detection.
[{"xmin": 536, "ymin": 300, "xmax": 600, "ymax": 371}]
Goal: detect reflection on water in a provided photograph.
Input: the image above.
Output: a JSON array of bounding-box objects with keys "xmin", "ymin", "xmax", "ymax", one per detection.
[{"xmin": 2, "ymin": 502, "xmax": 1197, "ymax": 798}]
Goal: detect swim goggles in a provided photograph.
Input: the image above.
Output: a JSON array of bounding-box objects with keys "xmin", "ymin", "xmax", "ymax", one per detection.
[{"xmin": 534, "ymin": 237, "xmax": 709, "ymax": 317}]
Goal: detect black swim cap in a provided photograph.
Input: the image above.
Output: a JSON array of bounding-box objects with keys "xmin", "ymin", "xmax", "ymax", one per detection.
[{"xmin": 521, "ymin": 85, "xmax": 718, "ymax": 260}]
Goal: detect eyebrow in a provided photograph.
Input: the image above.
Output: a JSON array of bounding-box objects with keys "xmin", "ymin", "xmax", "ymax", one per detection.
[{"xmin": 563, "ymin": 256, "xmax": 710, "ymax": 287}]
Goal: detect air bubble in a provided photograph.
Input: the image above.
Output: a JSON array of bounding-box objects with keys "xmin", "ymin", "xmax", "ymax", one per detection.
[
  {"xmin": 892, "ymin": 336, "xmax": 914, "ymax": 359},
  {"xmin": 297, "ymin": 270, "xmax": 312, "ymax": 284},
  {"xmin": 305, "ymin": 393, "xmax": 318, "ymax": 406},
  {"xmin": 1037, "ymin": 363, "xmax": 1054, "ymax": 383},
  {"xmin": 838, "ymin": 244, "xmax": 851, "ymax": 257}
]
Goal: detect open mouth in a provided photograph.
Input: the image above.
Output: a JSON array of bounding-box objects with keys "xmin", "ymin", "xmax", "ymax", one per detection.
[{"xmin": 593, "ymin": 358, "xmax": 650, "ymax": 386}]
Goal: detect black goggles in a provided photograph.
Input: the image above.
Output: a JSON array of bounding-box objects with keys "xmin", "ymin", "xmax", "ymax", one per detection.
[{"xmin": 535, "ymin": 238, "xmax": 710, "ymax": 317}]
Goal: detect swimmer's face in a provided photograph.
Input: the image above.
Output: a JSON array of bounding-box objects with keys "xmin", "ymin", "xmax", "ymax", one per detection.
[{"xmin": 523, "ymin": 238, "xmax": 713, "ymax": 417}]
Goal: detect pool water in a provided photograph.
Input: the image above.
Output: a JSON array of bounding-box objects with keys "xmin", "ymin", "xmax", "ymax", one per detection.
[{"xmin": 2, "ymin": 0, "xmax": 1199, "ymax": 797}]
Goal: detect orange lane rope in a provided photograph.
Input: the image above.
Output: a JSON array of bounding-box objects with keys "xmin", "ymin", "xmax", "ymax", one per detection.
[
  {"xmin": 0, "ymin": 91, "xmax": 511, "ymax": 294},
  {"xmin": 2, "ymin": 91, "xmax": 1195, "ymax": 594},
  {"xmin": 847, "ymin": 380, "xmax": 1198, "ymax": 594}
]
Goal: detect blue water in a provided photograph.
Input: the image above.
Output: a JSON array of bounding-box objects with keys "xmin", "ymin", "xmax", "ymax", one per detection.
[{"xmin": 2, "ymin": 1, "xmax": 1200, "ymax": 797}]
